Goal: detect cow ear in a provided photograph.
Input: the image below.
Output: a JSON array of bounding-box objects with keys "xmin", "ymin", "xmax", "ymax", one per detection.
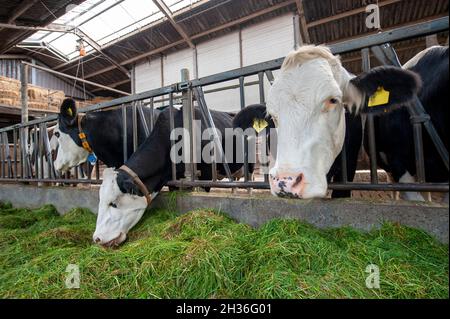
[
  {"xmin": 346, "ymin": 66, "xmax": 422, "ymax": 114},
  {"xmin": 233, "ymin": 104, "xmax": 276, "ymax": 132},
  {"xmin": 59, "ymin": 99, "xmax": 78, "ymax": 126}
]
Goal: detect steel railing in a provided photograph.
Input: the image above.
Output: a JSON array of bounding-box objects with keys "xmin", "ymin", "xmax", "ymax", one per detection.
[{"xmin": 0, "ymin": 17, "xmax": 448, "ymax": 194}]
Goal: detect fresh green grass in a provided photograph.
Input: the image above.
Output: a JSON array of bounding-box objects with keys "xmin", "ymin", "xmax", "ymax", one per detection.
[{"xmin": 0, "ymin": 201, "xmax": 448, "ymax": 299}]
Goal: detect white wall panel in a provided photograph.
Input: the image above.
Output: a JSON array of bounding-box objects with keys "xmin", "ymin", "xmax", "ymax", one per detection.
[
  {"xmin": 135, "ymin": 57, "xmax": 162, "ymax": 93},
  {"xmin": 163, "ymin": 48, "xmax": 194, "ymax": 85},
  {"xmin": 134, "ymin": 14, "xmax": 294, "ymax": 112},
  {"xmin": 241, "ymin": 14, "xmax": 294, "ymax": 106},
  {"xmin": 242, "ymin": 14, "xmax": 294, "ymax": 66},
  {"xmin": 197, "ymin": 31, "xmax": 240, "ymax": 77}
]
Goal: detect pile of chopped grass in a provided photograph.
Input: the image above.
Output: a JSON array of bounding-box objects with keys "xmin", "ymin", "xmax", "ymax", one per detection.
[{"xmin": 0, "ymin": 201, "xmax": 448, "ymax": 299}]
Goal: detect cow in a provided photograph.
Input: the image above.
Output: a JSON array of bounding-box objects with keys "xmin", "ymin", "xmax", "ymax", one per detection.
[
  {"xmin": 54, "ymin": 99, "xmax": 160, "ymax": 172},
  {"xmin": 28, "ymin": 125, "xmax": 87, "ymax": 182},
  {"xmin": 232, "ymin": 45, "xmax": 421, "ymax": 199},
  {"xmin": 365, "ymin": 46, "xmax": 449, "ymax": 202},
  {"xmin": 92, "ymin": 106, "xmax": 249, "ymax": 247},
  {"xmin": 233, "ymin": 104, "xmax": 363, "ymax": 198}
]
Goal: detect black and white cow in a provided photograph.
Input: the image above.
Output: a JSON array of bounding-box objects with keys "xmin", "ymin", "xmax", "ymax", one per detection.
[
  {"xmin": 93, "ymin": 107, "xmax": 248, "ymax": 247},
  {"xmin": 366, "ymin": 46, "xmax": 449, "ymax": 201},
  {"xmin": 233, "ymin": 104, "xmax": 363, "ymax": 198},
  {"xmin": 54, "ymin": 99, "xmax": 160, "ymax": 172},
  {"xmin": 233, "ymin": 45, "xmax": 421, "ymax": 199}
]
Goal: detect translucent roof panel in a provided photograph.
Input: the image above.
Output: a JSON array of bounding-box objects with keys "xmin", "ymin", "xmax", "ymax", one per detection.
[{"xmin": 22, "ymin": 0, "xmax": 207, "ymax": 61}]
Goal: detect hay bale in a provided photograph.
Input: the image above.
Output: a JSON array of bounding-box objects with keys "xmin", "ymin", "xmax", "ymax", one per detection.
[{"xmin": 0, "ymin": 76, "xmax": 65, "ymax": 112}]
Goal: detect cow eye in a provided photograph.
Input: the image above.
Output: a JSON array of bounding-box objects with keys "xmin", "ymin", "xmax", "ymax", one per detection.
[
  {"xmin": 329, "ymin": 98, "xmax": 340, "ymax": 105},
  {"xmin": 110, "ymin": 203, "xmax": 118, "ymax": 209},
  {"xmin": 55, "ymin": 132, "xmax": 60, "ymax": 138}
]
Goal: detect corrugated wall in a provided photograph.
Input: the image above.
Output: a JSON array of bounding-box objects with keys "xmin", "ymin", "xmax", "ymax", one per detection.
[
  {"xmin": 135, "ymin": 12, "xmax": 296, "ymax": 112},
  {"xmin": 0, "ymin": 59, "xmax": 88, "ymax": 99}
]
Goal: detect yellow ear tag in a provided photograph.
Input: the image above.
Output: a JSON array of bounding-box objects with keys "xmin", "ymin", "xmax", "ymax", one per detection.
[
  {"xmin": 368, "ymin": 87, "xmax": 390, "ymax": 107},
  {"xmin": 253, "ymin": 118, "xmax": 269, "ymax": 134},
  {"xmin": 67, "ymin": 108, "xmax": 73, "ymax": 117}
]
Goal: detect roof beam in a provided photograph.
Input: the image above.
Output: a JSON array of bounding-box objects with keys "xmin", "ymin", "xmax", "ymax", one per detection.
[
  {"xmin": 90, "ymin": 79, "xmax": 130, "ymax": 93},
  {"xmin": 294, "ymin": 0, "xmax": 311, "ymax": 43},
  {"xmin": 75, "ymin": 28, "xmax": 131, "ymax": 77},
  {"xmin": 21, "ymin": 61, "xmax": 131, "ymax": 96},
  {"xmin": 0, "ymin": 22, "xmax": 74, "ymax": 33},
  {"xmin": 152, "ymin": 0, "xmax": 195, "ymax": 48},
  {"xmin": 306, "ymin": 0, "xmax": 403, "ymax": 28},
  {"xmin": 5, "ymin": 0, "xmax": 40, "ymax": 24}
]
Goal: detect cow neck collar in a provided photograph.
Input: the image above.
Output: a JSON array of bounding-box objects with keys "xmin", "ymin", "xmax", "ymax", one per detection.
[
  {"xmin": 77, "ymin": 114, "xmax": 94, "ymax": 154},
  {"xmin": 119, "ymin": 165, "xmax": 153, "ymax": 207}
]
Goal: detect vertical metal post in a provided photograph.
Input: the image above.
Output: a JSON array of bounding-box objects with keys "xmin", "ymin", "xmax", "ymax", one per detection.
[
  {"xmin": 258, "ymin": 72, "xmax": 266, "ymax": 105},
  {"xmin": 169, "ymin": 93, "xmax": 177, "ymax": 182},
  {"xmin": 20, "ymin": 63, "xmax": 29, "ymax": 179},
  {"xmin": 0, "ymin": 133, "xmax": 4, "ymax": 178},
  {"xmin": 122, "ymin": 104, "xmax": 128, "ymax": 162},
  {"xmin": 150, "ymin": 98, "xmax": 155, "ymax": 131},
  {"xmin": 20, "ymin": 63, "xmax": 29, "ymax": 125},
  {"xmin": 412, "ymin": 114, "xmax": 426, "ymax": 183},
  {"xmin": 137, "ymin": 100, "xmax": 150, "ymax": 138},
  {"xmin": 362, "ymin": 48, "xmax": 379, "ymax": 184},
  {"xmin": 13, "ymin": 129, "xmax": 17, "ymax": 178},
  {"xmin": 33, "ymin": 125, "xmax": 38, "ymax": 178},
  {"xmin": 181, "ymin": 68, "xmax": 195, "ymax": 182},
  {"xmin": 132, "ymin": 102, "xmax": 138, "ymax": 152},
  {"xmin": 239, "ymin": 76, "xmax": 250, "ymax": 183}
]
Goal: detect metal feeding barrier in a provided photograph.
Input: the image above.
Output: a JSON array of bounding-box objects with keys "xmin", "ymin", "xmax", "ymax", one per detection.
[{"xmin": 0, "ymin": 17, "xmax": 448, "ymax": 195}]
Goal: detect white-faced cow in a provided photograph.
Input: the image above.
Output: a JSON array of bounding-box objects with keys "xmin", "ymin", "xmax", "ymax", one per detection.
[
  {"xmin": 54, "ymin": 99, "xmax": 160, "ymax": 172},
  {"xmin": 234, "ymin": 45, "xmax": 421, "ymax": 199},
  {"xmin": 365, "ymin": 46, "xmax": 449, "ymax": 201},
  {"xmin": 93, "ymin": 107, "xmax": 248, "ymax": 247}
]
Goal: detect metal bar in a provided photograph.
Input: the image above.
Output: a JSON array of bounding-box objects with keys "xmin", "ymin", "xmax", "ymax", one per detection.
[
  {"xmin": 239, "ymin": 77, "xmax": 250, "ymax": 184},
  {"xmin": 362, "ymin": 48, "xmax": 379, "ymax": 184},
  {"xmin": 137, "ymin": 101, "xmax": 150, "ymax": 138},
  {"xmin": 0, "ymin": 133, "xmax": 4, "ymax": 178},
  {"xmin": 180, "ymin": 69, "xmax": 195, "ymax": 182},
  {"xmin": 0, "ymin": 178, "xmax": 103, "ymax": 185},
  {"xmin": 169, "ymin": 93, "xmax": 177, "ymax": 182},
  {"xmin": 340, "ymin": 138, "xmax": 348, "ymax": 184},
  {"xmin": 122, "ymin": 105, "xmax": 128, "ymax": 162},
  {"xmin": 13, "ymin": 129, "xmax": 17, "ymax": 178},
  {"xmin": 166, "ymin": 181, "xmax": 448, "ymax": 192},
  {"xmin": 150, "ymin": 98, "xmax": 155, "ymax": 131},
  {"xmin": 21, "ymin": 61, "xmax": 131, "ymax": 96},
  {"xmin": 258, "ymin": 72, "xmax": 266, "ymax": 105},
  {"xmin": 132, "ymin": 102, "xmax": 138, "ymax": 152},
  {"xmin": 412, "ymin": 119, "xmax": 426, "ymax": 183},
  {"xmin": 194, "ymin": 87, "xmax": 233, "ymax": 181},
  {"xmin": 33, "ymin": 125, "xmax": 38, "ymax": 178}
]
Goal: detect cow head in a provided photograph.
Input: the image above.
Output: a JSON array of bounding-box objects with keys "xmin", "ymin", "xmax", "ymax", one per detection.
[
  {"xmin": 54, "ymin": 99, "xmax": 89, "ymax": 172},
  {"xmin": 93, "ymin": 168, "xmax": 153, "ymax": 247},
  {"xmin": 262, "ymin": 45, "xmax": 420, "ymax": 199}
]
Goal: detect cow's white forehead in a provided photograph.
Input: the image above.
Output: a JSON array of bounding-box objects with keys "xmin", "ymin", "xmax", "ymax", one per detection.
[{"xmin": 100, "ymin": 169, "xmax": 123, "ymax": 203}]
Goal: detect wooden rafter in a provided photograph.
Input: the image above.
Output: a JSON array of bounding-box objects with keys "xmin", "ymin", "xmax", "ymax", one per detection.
[
  {"xmin": 295, "ymin": 0, "xmax": 311, "ymax": 43},
  {"xmin": 152, "ymin": 0, "xmax": 195, "ymax": 48}
]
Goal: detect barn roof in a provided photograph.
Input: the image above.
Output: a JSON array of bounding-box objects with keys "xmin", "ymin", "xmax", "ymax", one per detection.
[{"xmin": 2, "ymin": 0, "xmax": 449, "ymax": 97}]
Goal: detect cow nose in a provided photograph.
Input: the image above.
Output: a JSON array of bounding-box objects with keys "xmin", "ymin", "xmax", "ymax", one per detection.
[
  {"xmin": 94, "ymin": 236, "xmax": 102, "ymax": 244},
  {"xmin": 270, "ymin": 173, "xmax": 305, "ymax": 198}
]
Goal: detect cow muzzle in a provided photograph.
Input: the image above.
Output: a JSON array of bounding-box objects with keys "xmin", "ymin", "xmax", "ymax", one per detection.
[{"xmin": 270, "ymin": 172, "xmax": 306, "ymax": 198}]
